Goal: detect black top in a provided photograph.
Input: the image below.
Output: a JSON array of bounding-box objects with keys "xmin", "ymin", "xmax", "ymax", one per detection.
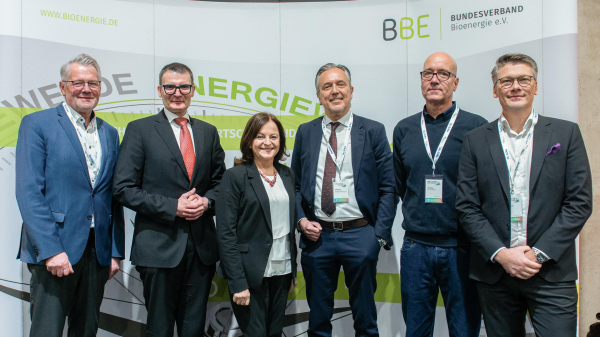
[{"xmin": 393, "ymin": 102, "xmax": 487, "ymax": 246}]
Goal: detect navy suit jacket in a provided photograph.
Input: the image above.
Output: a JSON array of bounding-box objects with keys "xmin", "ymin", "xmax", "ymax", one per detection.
[
  {"xmin": 291, "ymin": 114, "xmax": 398, "ymax": 249},
  {"xmin": 16, "ymin": 104, "xmax": 125, "ymax": 266},
  {"xmin": 456, "ymin": 115, "xmax": 592, "ymax": 284}
]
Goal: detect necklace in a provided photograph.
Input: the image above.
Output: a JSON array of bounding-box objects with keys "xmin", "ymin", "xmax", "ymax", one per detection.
[{"xmin": 258, "ymin": 168, "xmax": 278, "ymax": 187}]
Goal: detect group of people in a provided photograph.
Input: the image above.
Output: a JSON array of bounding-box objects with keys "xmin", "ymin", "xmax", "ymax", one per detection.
[{"xmin": 15, "ymin": 51, "xmax": 591, "ymax": 337}]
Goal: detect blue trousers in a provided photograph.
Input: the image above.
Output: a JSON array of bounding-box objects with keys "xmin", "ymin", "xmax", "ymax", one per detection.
[
  {"xmin": 400, "ymin": 238, "xmax": 481, "ymax": 337},
  {"xmin": 301, "ymin": 225, "xmax": 381, "ymax": 337}
]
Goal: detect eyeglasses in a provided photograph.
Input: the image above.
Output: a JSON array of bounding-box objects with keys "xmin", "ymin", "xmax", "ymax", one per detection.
[
  {"xmin": 496, "ymin": 76, "xmax": 535, "ymax": 89},
  {"xmin": 63, "ymin": 80, "xmax": 101, "ymax": 90},
  {"xmin": 420, "ymin": 71, "xmax": 456, "ymax": 82},
  {"xmin": 162, "ymin": 84, "xmax": 193, "ymax": 95}
]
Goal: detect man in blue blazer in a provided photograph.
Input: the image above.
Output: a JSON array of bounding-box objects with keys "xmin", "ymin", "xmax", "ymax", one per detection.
[
  {"xmin": 15, "ymin": 54, "xmax": 124, "ymax": 337},
  {"xmin": 291, "ymin": 63, "xmax": 398, "ymax": 337}
]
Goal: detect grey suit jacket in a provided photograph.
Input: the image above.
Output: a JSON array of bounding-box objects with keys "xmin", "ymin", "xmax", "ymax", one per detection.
[{"xmin": 456, "ymin": 115, "xmax": 592, "ymax": 284}]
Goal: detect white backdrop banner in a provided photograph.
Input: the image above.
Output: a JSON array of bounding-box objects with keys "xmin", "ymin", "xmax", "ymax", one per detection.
[{"xmin": 0, "ymin": 0, "xmax": 577, "ymax": 336}]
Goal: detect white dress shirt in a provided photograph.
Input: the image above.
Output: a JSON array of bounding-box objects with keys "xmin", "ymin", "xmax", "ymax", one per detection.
[
  {"xmin": 314, "ymin": 112, "xmax": 364, "ymax": 221},
  {"xmin": 260, "ymin": 174, "xmax": 292, "ymax": 277},
  {"xmin": 163, "ymin": 108, "xmax": 196, "ymax": 152},
  {"xmin": 63, "ymin": 102, "xmax": 102, "ymax": 228},
  {"xmin": 492, "ymin": 110, "xmax": 549, "ymax": 261}
]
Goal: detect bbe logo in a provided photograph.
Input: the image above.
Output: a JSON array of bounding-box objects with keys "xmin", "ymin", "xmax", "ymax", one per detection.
[{"xmin": 382, "ymin": 15, "xmax": 430, "ymax": 41}]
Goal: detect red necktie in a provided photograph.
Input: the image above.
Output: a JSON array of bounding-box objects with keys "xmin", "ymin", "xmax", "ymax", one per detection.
[
  {"xmin": 321, "ymin": 122, "xmax": 340, "ymax": 216},
  {"xmin": 174, "ymin": 118, "xmax": 195, "ymax": 180}
]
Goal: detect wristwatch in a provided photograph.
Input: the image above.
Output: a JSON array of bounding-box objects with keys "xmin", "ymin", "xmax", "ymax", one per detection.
[
  {"xmin": 378, "ymin": 238, "xmax": 387, "ymax": 248},
  {"xmin": 532, "ymin": 247, "xmax": 549, "ymax": 263}
]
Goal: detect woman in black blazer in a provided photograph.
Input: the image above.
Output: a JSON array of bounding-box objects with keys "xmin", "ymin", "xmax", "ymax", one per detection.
[{"xmin": 216, "ymin": 112, "xmax": 297, "ymax": 337}]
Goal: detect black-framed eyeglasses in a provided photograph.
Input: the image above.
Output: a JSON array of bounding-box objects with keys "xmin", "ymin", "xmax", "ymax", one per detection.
[
  {"xmin": 162, "ymin": 84, "xmax": 193, "ymax": 95},
  {"xmin": 63, "ymin": 80, "xmax": 101, "ymax": 90},
  {"xmin": 496, "ymin": 76, "xmax": 535, "ymax": 89},
  {"xmin": 420, "ymin": 71, "xmax": 456, "ymax": 82}
]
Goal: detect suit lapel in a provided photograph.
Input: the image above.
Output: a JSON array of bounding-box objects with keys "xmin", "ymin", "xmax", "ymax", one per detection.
[
  {"xmin": 248, "ymin": 163, "xmax": 272, "ymax": 232},
  {"xmin": 94, "ymin": 117, "xmax": 109, "ymax": 190},
  {"xmin": 351, "ymin": 116, "xmax": 365, "ymax": 184},
  {"xmin": 57, "ymin": 104, "xmax": 91, "ymax": 187},
  {"xmin": 529, "ymin": 116, "xmax": 552, "ymax": 194},
  {"xmin": 485, "ymin": 120, "xmax": 510, "ymax": 201},
  {"xmin": 154, "ymin": 110, "xmax": 189, "ymax": 180},
  {"xmin": 190, "ymin": 118, "xmax": 204, "ymax": 183},
  {"xmin": 309, "ymin": 118, "xmax": 323, "ymax": 202}
]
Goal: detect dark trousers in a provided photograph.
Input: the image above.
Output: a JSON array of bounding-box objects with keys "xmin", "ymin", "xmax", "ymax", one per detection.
[
  {"xmin": 28, "ymin": 229, "xmax": 109, "ymax": 337},
  {"xmin": 301, "ymin": 225, "xmax": 380, "ymax": 337},
  {"xmin": 476, "ymin": 273, "xmax": 578, "ymax": 337},
  {"xmin": 400, "ymin": 238, "xmax": 481, "ymax": 337},
  {"xmin": 137, "ymin": 235, "xmax": 216, "ymax": 337},
  {"xmin": 230, "ymin": 273, "xmax": 292, "ymax": 337}
]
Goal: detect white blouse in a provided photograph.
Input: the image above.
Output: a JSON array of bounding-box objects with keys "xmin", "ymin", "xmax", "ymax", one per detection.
[{"xmin": 259, "ymin": 174, "xmax": 292, "ymax": 277}]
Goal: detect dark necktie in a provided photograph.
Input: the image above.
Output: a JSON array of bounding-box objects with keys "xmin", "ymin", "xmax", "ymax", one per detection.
[{"xmin": 321, "ymin": 122, "xmax": 341, "ymax": 216}]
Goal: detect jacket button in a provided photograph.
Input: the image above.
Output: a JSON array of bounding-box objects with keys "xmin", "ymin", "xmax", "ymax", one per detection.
[
  {"xmin": 87, "ymin": 215, "xmax": 93, "ymax": 220},
  {"xmin": 92, "ymin": 193, "xmax": 95, "ymax": 198}
]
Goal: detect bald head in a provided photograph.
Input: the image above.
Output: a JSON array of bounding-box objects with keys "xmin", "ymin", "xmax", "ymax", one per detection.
[{"xmin": 423, "ymin": 52, "xmax": 457, "ymax": 74}]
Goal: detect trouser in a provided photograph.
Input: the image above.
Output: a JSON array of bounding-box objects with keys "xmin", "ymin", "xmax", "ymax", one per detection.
[
  {"xmin": 137, "ymin": 234, "xmax": 216, "ymax": 337},
  {"xmin": 28, "ymin": 228, "xmax": 109, "ymax": 337},
  {"xmin": 301, "ymin": 225, "xmax": 381, "ymax": 337}
]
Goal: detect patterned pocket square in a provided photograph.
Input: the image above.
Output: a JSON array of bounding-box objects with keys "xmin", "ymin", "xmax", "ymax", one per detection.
[{"xmin": 546, "ymin": 143, "xmax": 561, "ymax": 156}]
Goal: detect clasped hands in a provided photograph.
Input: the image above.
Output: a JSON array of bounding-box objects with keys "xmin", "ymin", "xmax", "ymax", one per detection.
[
  {"xmin": 495, "ymin": 246, "xmax": 542, "ymax": 280},
  {"xmin": 299, "ymin": 218, "xmax": 322, "ymax": 241},
  {"xmin": 176, "ymin": 188, "xmax": 209, "ymax": 221}
]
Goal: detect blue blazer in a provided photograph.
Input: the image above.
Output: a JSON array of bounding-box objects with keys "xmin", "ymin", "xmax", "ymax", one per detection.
[
  {"xmin": 291, "ymin": 114, "xmax": 398, "ymax": 249},
  {"xmin": 16, "ymin": 104, "xmax": 125, "ymax": 266}
]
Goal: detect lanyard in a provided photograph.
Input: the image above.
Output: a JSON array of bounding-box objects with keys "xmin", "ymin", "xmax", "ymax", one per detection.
[
  {"xmin": 63, "ymin": 102, "xmax": 99, "ymax": 168},
  {"xmin": 322, "ymin": 112, "xmax": 353, "ymax": 173},
  {"xmin": 420, "ymin": 105, "xmax": 459, "ymax": 176},
  {"xmin": 497, "ymin": 111, "xmax": 538, "ymax": 195}
]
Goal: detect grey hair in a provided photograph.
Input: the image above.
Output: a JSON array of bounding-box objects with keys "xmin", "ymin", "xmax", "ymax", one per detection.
[
  {"xmin": 60, "ymin": 54, "xmax": 101, "ymax": 81},
  {"xmin": 159, "ymin": 62, "xmax": 194, "ymax": 85},
  {"xmin": 491, "ymin": 53, "xmax": 538, "ymax": 84},
  {"xmin": 315, "ymin": 63, "xmax": 351, "ymax": 93}
]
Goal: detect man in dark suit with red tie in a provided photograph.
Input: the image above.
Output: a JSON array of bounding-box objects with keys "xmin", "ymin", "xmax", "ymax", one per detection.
[{"xmin": 113, "ymin": 63, "xmax": 226, "ymax": 336}]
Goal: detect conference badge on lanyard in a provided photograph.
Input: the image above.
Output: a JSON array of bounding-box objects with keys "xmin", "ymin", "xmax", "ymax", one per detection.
[
  {"xmin": 510, "ymin": 195, "xmax": 523, "ymax": 222},
  {"xmin": 332, "ymin": 178, "xmax": 349, "ymax": 203},
  {"xmin": 421, "ymin": 105, "xmax": 459, "ymax": 203},
  {"xmin": 425, "ymin": 175, "xmax": 443, "ymax": 203}
]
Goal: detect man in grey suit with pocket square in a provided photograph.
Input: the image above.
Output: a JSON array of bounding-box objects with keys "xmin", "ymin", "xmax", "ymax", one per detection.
[
  {"xmin": 456, "ymin": 53, "xmax": 592, "ymax": 337},
  {"xmin": 113, "ymin": 62, "xmax": 226, "ymax": 336}
]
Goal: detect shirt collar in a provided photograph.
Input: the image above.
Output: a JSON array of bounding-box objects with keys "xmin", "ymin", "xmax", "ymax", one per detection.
[
  {"xmin": 500, "ymin": 110, "xmax": 535, "ymax": 137},
  {"xmin": 64, "ymin": 102, "xmax": 96, "ymax": 129},
  {"xmin": 164, "ymin": 108, "xmax": 190, "ymax": 124},
  {"xmin": 423, "ymin": 102, "xmax": 456, "ymax": 123},
  {"xmin": 323, "ymin": 110, "xmax": 352, "ymax": 127}
]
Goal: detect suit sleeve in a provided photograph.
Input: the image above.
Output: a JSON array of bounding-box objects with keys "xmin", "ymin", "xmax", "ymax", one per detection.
[
  {"xmin": 15, "ymin": 115, "xmax": 65, "ymax": 262},
  {"xmin": 111, "ymin": 132, "xmax": 125, "ymax": 259},
  {"xmin": 202, "ymin": 126, "xmax": 226, "ymax": 203},
  {"xmin": 533, "ymin": 124, "xmax": 592, "ymax": 261},
  {"xmin": 112, "ymin": 121, "xmax": 178, "ymax": 223},
  {"xmin": 372, "ymin": 123, "xmax": 399, "ymax": 249},
  {"xmin": 456, "ymin": 132, "xmax": 505, "ymax": 260},
  {"xmin": 291, "ymin": 124, "xmax": 307, "ymax": 223},
  {"xmin": 216, "ymin": 170, "xmax": 248, "ymax": 294},
  {"xmin": 392, "ymin": 124, "xmax": 407, "ymax": 201}
]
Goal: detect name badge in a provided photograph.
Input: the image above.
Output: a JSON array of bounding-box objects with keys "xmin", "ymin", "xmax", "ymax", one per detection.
[
  {"xmin": 333, "ymin": 179, "xmax": 349, "ymax": 203},
  {"xmin": 510, "ymin": 195, "xmax": 523, "ymax": 222},
  {"xmin": 425, "ymin": 175, "xmax": 443, "ymax": 203}
]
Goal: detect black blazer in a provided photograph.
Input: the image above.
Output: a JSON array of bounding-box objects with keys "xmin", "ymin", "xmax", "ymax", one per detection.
[
  {"xmin": 216, "ymin": 162, "xmax": 298, "ymax": 294},
  {"xmin": 456, "ymin": 115, "xmax": 592, "ymax": 284},
  {"xmin": 113, "ymin": 110, "xmax": 226, "ymax": 268}
]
